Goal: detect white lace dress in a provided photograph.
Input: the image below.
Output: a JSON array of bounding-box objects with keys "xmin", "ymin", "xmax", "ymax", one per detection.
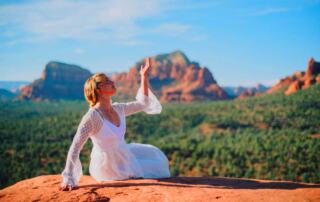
[{"xmin": 61, "ymin": 87, "xmax": 171, "ymax": 186}]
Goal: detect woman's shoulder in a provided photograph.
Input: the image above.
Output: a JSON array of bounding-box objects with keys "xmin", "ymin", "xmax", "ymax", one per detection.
[
  {"xmin": 112, "ymin": 102, "xmax": 125, "ymax": 115},
  {"xmin": 77, "ymin": 108, "xmax": 104, "ymax": 134},
  {"xmin": 81, "ymin": 107, "xmax": 103, "ymax": 122},
  {"xmin": 112, "ymin": 102, "xmax": 123, "ymax": 109}
]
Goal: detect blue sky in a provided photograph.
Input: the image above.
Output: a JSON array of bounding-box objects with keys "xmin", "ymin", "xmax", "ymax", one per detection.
[{"xmin": 0, "ymin": 0, "xmax": 319, "ymax": 86}]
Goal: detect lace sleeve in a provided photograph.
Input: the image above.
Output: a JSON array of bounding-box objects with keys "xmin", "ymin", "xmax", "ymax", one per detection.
[
  {"xmin": 117, "ymin": 87, "xmax": 162, "ymax": 117},
  {"xmin": 61, "ymin": 109, "xmax": 102, "ymax": 187}
]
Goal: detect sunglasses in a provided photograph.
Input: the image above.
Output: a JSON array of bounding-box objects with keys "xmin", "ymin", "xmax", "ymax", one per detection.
[{"xmin": 97, "ymin": 80, "xmax": 114, "ymax": 88}]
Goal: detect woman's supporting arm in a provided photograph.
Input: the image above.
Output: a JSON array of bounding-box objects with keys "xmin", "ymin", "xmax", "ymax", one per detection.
[{"xmin": 60, "ymin": 109, "xmax": 102, "ymax": 191}]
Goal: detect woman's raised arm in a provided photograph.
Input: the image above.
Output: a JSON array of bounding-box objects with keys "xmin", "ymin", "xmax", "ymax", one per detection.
[
  {"xmin": 114, "ymin": 58, "xmax": 162, "ymax": 116},
  {"xmin": 140, "ymin": 57, "xmax": 151, "ymax": 97}
]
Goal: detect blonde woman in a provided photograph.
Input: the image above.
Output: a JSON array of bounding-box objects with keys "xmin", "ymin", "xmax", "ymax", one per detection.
[{"xmin": 59, "ymin": 58, "xmax": 170, "ymax": 191}]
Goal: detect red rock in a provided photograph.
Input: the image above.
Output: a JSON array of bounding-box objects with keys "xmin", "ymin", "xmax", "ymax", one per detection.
[
  {"xmin": 302, "ymin": 77, "xmax": 316, "ymax": 89},
  {"xmin": 305, "ymin": 58, "xmax": 320, "ymax": 78},
  {"xmin": 265, "ymin": 77, "xmax": 293, "ymax": 94},
  {"xmin": 311, "ymin": 134, "xmax": 320, "ymax": 138},
  {"xmin": 285, "ymin": 80, "xmax": 304, "ymax": 95},
  {"xmin": 18, "ymin": 62, "xmax": 92, "ymax": 101},
  {"xmin": 1, "ymin": 175, "xmax": 319, "ymax": 202},
  {"xmin": 266, "ymin": 57, "xmax": 320, "ymax": 96},
  {"xmin": 113, "ymin": 51, "xmax": 229, "ymax": 103}
]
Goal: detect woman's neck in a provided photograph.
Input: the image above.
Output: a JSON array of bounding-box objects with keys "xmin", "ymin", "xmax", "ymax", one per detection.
[{"xmin": 95, "ymin": 96, "xmax": 113, "ymax": 112}]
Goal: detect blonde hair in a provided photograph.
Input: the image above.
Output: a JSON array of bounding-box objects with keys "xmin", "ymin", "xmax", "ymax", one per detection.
[{"xmin": 84, "ymin": 73, "xmax": 110, "ymax": 107}]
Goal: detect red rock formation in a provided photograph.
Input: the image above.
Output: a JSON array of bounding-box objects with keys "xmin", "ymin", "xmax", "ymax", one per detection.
[
  {"xmin": 265, "ymin": 58, "xmax": 320, "ymax": 96},
  {"xmin": 265, "ymin": 77, "xmax": 294, "ymax": 94},
  {"xmin": 112, "ymin": 51, "xmax": 229, "ymax": 103},
  {"xmin": 305, "ymin": 58, "xmax": 320, "ymax": 78},
  {"xmin": 285, "ymin": 80, "xmax": 304, "ymax": 95},
  {"xmin": 1, "ymin": 175, "xmax": 319, "ymax": 202},
  {"xmin": 18, "ymin": 62, "xmax": 92, "ymax": 101}
]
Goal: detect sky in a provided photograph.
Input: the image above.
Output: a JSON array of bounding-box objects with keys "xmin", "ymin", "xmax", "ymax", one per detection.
[{"xmin": 0, "ymin": 0, "xmax": 319, "ymax": 86}]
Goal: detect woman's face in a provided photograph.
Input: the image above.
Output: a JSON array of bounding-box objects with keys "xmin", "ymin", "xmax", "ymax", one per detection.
[{"xmin": 96, "ymin": 79, "xmax": 116, "ymax": 96}]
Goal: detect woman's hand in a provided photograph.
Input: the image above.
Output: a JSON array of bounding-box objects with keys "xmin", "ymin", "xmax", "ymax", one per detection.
[
  {"xmin": 140, "ymin": 57, "xmax": 151, "ymax": 77},
  {"xmin": 59, "ymin": 182, "xmax": 78, "ymax": 191}
]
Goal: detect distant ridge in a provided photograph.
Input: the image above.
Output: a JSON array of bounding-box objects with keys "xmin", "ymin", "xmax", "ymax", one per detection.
[
  {"xmin": 18, "ymin": 61, "xmax": 92, "ymax": 101},
  {"xmin": 222, "ymin": 84, "xmax": 269, "ymax": 99},
  {"xmin": 0, "ymin": 88, "xmax": 16, "ymax": 101},
  {"xmin": 0, "ymin": 81, "xmax": 30, "ymax": 94}
]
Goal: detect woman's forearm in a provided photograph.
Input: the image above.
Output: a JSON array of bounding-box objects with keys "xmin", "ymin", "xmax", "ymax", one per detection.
[{"xmin": 141, "ymin": 75, "xmax": 149, "ymax": 96}]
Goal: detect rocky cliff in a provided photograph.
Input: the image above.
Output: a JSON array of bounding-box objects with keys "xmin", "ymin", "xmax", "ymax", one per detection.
[
  {"xmin": 265, "ymin": 58, "xmax": 320, "ymax": 95},
  {"xmin": 112, "ymin": 50, "xmax": 229, "ymax": 103},
  {"xmin": 18, "ymin": 62, "xmax": 92, "ymax": 101},
  {"xmin": 0, "ymin": 175, "xmax": 319, "ymax": 202},
  {"xmin": 18, "ymin": 52, "xmax": 228, "ymax": 103}
]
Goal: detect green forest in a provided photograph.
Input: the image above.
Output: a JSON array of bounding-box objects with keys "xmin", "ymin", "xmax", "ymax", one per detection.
[{"xmin": 0, "ymin": 85, "xmax": 319, "ymax": 189}]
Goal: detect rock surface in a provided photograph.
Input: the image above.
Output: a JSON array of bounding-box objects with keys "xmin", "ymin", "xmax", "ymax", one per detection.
[
  {"xmin": 265, "ymin": 58, "xmax": 320, "ymax": 96},
  {"xmin": 1, "ymin": 175, "xmax": 319, "ymax": 202},
  {"xmin": 112, "ymin": 50, "xmax": 229, "ymax": 103},
  {"xmin": 18, "ymin": 61, "xmax": 92, "ymax": 101}
]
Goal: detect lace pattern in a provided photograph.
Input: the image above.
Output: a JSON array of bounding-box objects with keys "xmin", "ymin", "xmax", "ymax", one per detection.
[
  {"xmin": 115, "ymin": 87, "xmax": 162, "ymax": 116},
  {"xmin": 61, "ymin": 109, "xmax": 103, "ymax": 186}
]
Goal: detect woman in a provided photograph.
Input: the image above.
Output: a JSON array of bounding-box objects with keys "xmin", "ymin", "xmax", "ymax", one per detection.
[{"xmin": 59, "ymin": 58, "xmax": 170, "ymax": 191}]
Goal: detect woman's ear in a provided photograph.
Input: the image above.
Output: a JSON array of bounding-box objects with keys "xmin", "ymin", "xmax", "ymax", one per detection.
[{"xmin": 95, "ymin": 88, "xmax": 101, "ymax": 97}]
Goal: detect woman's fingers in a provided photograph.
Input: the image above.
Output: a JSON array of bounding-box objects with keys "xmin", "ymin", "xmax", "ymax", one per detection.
[
  {"xmin": 59, "ymin": 184, "xmax": 76, "ymax": 191},
  {"xmin": 140, "ymin": 57, "xmax": 152, "ymax": 76},
  {"xmin": 59, "ymin": 185, "xmax": 65, "ymax": 191},
  {"xmin": 59, "ymin": 184, "xmax": 68, "ymax": 191},
  {"xmin": 145, "ymin": 57, "xmax": 150, "ymax": 68}
]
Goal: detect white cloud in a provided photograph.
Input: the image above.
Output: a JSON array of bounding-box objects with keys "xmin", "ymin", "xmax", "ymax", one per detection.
[
  {"xmin": 0, "ymin": 0, "xmax": 162, "ymax": 44},
  {"xmin": 0, "ymin": 0, "xmax": 215, "ymax": 46}
]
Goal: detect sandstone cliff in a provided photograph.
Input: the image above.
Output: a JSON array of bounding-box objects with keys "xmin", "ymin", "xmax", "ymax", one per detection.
[
  {"xmin": 112, "ymin": 50, "xmax": 229, "ymax": 103},
  {"xmin": 18, "ymin": 52, "xmax": 228, "ymax": 103},
  {"xmin": 265, "ymin": 58, "xmax": 320, "ymax": 96},
  {"xmin": 0, "ymin": 175, "xmax": 319, "ymax": 202},
  {"xmin": 18, "ymin": 62, "xmax": 92, "ymax": 101}
]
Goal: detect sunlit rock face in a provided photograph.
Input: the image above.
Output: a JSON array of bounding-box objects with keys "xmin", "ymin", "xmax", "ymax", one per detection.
[
  {"xmin": 265, "ymin": 58, "xmax": 320, "ymax": 96},
  {"xmin": 18, "ymin": 61, "xmax": 92, "ymax": 101},
  {"xmin": 112, "ymin": 50, "xmax": 229, "ymax": 103}
]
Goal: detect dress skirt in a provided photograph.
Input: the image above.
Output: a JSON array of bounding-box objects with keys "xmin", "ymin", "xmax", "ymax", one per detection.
[{"xmin": 89, "ymin": 142, "xmax": 171, "ymax": 182}]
